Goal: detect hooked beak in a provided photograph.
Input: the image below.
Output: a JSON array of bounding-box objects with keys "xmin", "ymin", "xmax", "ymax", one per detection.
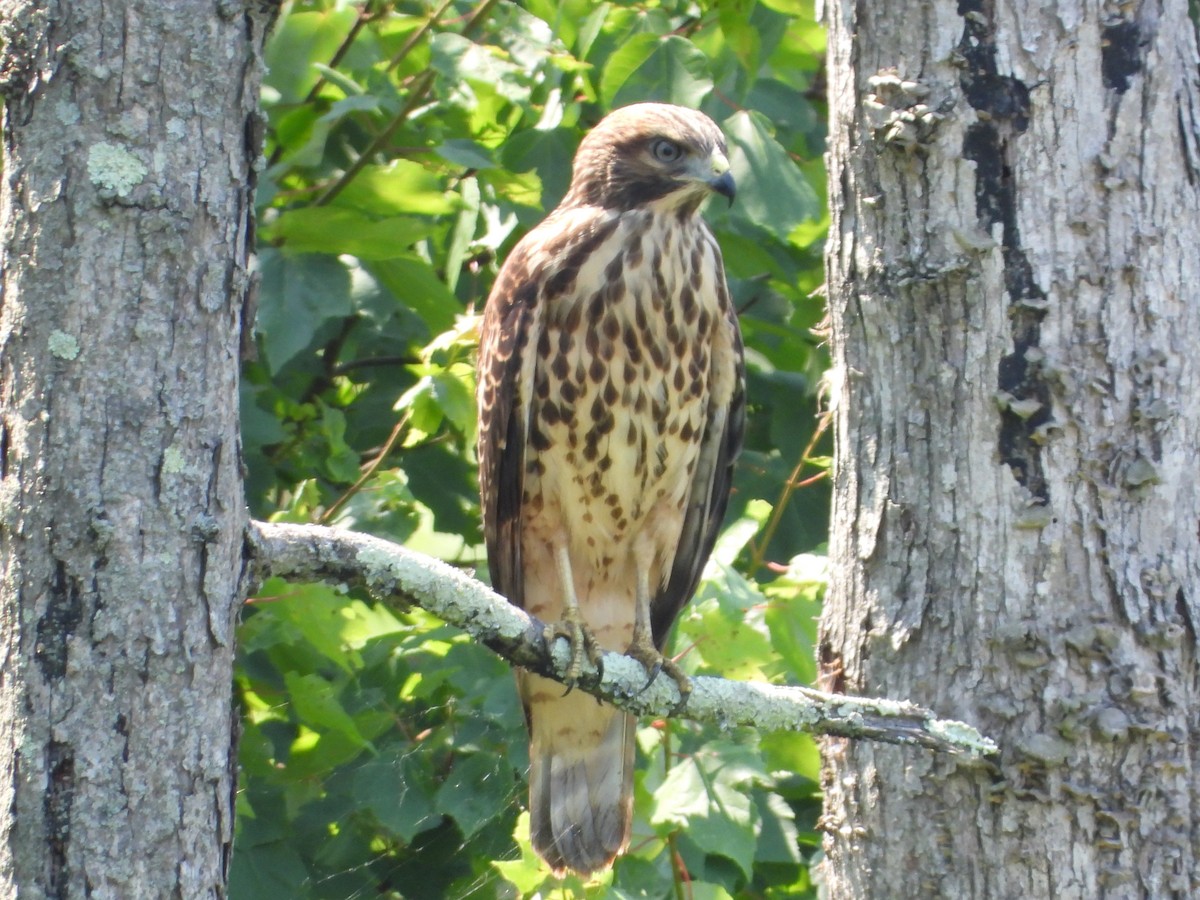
[
  {"xmin": 706, "ymin": 151, "xmax": 736, "ymax": 206},
  {"xmin": 708, "ymin": 169, "xmax": 736, "ymax": 206}
]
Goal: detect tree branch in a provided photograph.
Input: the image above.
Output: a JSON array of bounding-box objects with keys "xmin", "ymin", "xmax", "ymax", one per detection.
[{"xmin": 245, "ymin": 521, "xmax": 999, "ymax": 760}]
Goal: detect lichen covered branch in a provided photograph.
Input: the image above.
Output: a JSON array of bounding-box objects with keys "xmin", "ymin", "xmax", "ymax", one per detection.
[{"xmin": 245, "ymin": 521, "xmax": 998, "ymax": 759}]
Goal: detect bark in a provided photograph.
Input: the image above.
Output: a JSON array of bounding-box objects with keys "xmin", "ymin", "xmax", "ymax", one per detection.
[
  {"xmin": 0, "ymin": 2, "xmax": 267, "ymax": 896},
  {"xmin": 247, "ymin": 520, "xmax": 997, "ymax": 756},
  {"xmin": 820, "ymin": 1, "xmax": 1200, "ymax": 897}
]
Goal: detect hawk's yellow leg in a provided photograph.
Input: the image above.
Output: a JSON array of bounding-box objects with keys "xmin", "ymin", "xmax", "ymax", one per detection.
[
  {"xmin": 547, "ymin": 543, "xmax": 604, "ymax": 689},
  {"xmin": 628, "ymin": 558, "xmax": 692, "ymax": 715}
]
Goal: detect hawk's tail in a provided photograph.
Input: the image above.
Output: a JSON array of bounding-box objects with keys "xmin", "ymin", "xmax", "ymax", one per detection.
[{"xmin": 526, "ymin": 686, "xmax": 635, "ymax": 875}]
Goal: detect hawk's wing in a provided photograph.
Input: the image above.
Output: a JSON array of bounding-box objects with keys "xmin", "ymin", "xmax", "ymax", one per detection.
[
  {"xmin": 650, "ymin": 261, "xmax": 746, "ymax": 648},
  {"xmin": 476, "ymin": 244, "xmax": 542, "ymax": 610},
  {"xmin": 477, "ymin": 208, "xmax": 625, "ymax": 609}
]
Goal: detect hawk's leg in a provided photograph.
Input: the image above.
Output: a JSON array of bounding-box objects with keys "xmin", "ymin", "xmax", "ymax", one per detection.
[
  {"xmin": 546, "ymin": 543, "xmax": 604, "ymax": 689},
  {"xmin": 627, "ymin": 559, "xmax": 692, "ymax": 715}
]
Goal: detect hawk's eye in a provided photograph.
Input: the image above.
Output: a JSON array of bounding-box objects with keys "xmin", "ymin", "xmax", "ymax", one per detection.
[{"xmin": 651, "ymin": 139, "xmax": 683, "ymax": 163}]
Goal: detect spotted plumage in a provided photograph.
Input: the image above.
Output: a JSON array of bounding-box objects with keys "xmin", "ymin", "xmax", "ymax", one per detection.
[{"xmin": 476, "ymin": 103, "xmax": 745, "ymax": 875}]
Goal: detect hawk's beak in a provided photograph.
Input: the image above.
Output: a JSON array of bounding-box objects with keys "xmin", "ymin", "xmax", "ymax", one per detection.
[
  {"xmin": 707, "ymin": 153, "xmax": 736, "ymax": 206},
  {"xmin": 708, "ymin": 170, "xmax": 736, "ymax": 206}
]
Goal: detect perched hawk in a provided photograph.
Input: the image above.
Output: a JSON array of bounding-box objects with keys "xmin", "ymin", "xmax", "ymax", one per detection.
[{"xmin": 476, "ymin": 103, "xmax": 745, "ymax": 875}]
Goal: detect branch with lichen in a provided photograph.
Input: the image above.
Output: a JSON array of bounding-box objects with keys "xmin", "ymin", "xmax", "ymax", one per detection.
[{"xmin": 245, "ymin": 521, "xmax": 999, "ymax": 760}]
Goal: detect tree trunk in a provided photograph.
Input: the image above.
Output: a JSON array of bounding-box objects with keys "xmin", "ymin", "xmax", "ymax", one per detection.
[
  {"xmin": 0, "ymin": 2, "xmax": 265, "ymax": 895},
  {"xmin": 820, "ymin": 1, "xmax": 1200, "ymax": 897}
]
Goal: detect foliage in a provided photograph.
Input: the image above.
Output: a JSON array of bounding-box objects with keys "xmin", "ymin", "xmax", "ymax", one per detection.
[{"xmin": 234, "ymin": 0, "xmax": 829, "ymax": 897}]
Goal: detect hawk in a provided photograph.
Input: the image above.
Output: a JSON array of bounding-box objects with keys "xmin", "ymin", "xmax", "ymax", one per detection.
[{"xmin": 476, "ymin": 102, "xmax": 745, "ymax": 875}]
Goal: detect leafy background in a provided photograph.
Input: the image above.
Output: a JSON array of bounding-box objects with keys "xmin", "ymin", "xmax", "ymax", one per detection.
[{"xmin": 234, "ymin": 0, "xmax": 830, "ymax": 897}]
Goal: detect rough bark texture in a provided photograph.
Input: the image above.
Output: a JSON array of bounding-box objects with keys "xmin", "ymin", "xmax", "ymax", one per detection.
[
  {"xmin": 247, "ymin": 520, "xmax": 996, "ymax": 754},
  {"xmin": 0, "ymin": 2, "xmax": 266, "ymax": 896},
  {"xmin": 821, "ymin": 1, "xmax": 1200, "ymax": 897}
]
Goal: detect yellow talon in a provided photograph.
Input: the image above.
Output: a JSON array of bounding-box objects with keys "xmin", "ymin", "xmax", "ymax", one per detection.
[
  {"xmin": 625, "ymin": 633, "xmax": 692, "ymax": 715},
  {"xmin": 545, "ymin": 607, "xmax": 604, "ymax": 692}
]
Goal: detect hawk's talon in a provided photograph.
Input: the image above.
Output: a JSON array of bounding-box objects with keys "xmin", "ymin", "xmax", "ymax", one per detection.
[
  {"xmin": 626, "ymin": 637, "xmax": 692, "ymax": 716},
  {"xmin": 638, "ymin": 660, "xmax": 663, "ymax": 693},
  {"xmin": 544, "ymin": 610, "xmax": 604, "ymax": 692}
]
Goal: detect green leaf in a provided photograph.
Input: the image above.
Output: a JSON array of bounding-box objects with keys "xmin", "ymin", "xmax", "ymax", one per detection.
[
  {"xmin": 712, "ymin": 499, "xmax": 772, "ymax": 566},
  {"xmin": 444, "ymin": 176, "xmax": 481, "ymax": 292},
  {"xmin": 754, "ymin": 792, "xmax": 804, "ymax": 865},
  {"xmin": 267, "ymin": 207, "xmax": 434, "ymax": 260},
  {"xmin": 431, "ymin": 364, "xmax": 477, "ymax": 441},
  {"xmin": 241, "ymin": 579, "xmax": 356, "ymax": 671},
  {"xmin": 480, "ymin": 166, "xmax": 545, "ymax": 211},
  {"xmin": 602, "ymin": 35, "xmax": 714, "ymax": 108},
  {"xmin": 598, "ymin": 33, "xmax": 657, "ymax": 106},
  {"xmin": 436, "ymin": 753, "xmax": 514, "ymax": 839},
  {"xmin": 270, "ymin": 95, "xmax": 382, "ymax": 170},
  {"xmin": 758, "ymin": 0, "xmax": 811, "ymax": 12},
  {"xmin": 337, "ymin": 599, "xmax": 407, "ymax": 647},
  {"xmin": 366, "ymin": 255, "xmax": 460, "ymax": 334},
  {"xmin": 764, "ymin": 552, "xmax": 826, "ymax": 685},
  {"xmin": 431, "ymin": 33, "xmax": 530, "ymax": 104},
  {"xmin": 436, "ymin": 139, "xmax": 497, "ymax": 170},
  {"xmin": 329, "ymin": 469, "xmax": 421, "ymax": 543},
  {"xmin": 264, "ymin": 8, "xmax": 360, "ymax": 103},
  {"xmin": 331, "ymin": 161, "xmax": 459, "ymax": 217},
  {"xmin": 353, "ymin": 754, "xmax": 440, "ymax": 842},
  {"xmin": 310, "ymin": 62, "xmax": 365, "ymax": 98},
  {"xmin": 680, "ymin": 572, "xmax": 775, "ymax": 681},
  {"xmin": 649, "ymin": 743, "xmax": 762, "ymax": 881},
  {"xmin": 283, "ymin": 671, "xmax": 371, "ymax": 749},
  {"xmin": 716, "ymin": 0, "xmax": 763, "ymax": 71},
  {"xmin": 285, "ymin": 727, "xmax": 367, "ymax": 779},
  {"xmin": 240, "ymin": 386, "xmax": 288, "ymax": 453},
  {"xmin": 493, "ymin": 812, "xmax": 555, "ymax": 894},
  {"xmin": 395, "ymin": 374, "xmax": 443, "ymax": 444},
  {"xmin": 723, "ymin": 110, "xmax": 820, "ymax": 240},
  {"xmin": 318, "ymin": 404, "xmax": 363, "ymax": 483},
  {"xmin": 682, "ymin": 886, "xmax": 736, "ymax": 900},
  {"xmin": 228, "ymin": 839, "xmax": 309, "ymax": 899},
  {"xmin": 761, "ymin": 731, "xmax": 822, "ymax": 785},
  {"xmin": 745, "ymin": 78, "xmax": 822, "ymax": 137},
  {"xmin": 256, "ymin": 250, "xmax": 352, "ymax": 373}
]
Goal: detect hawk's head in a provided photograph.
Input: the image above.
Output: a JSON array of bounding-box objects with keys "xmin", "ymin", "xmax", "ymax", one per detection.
[{"xmin": 562, "ymin": 103, "xmax": 736, "ymax": 213}]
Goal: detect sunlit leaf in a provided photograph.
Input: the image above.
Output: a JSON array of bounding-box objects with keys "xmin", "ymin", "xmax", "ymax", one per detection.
[
  {"xmin": 267, "ymin": 207, "xmax": 433, "ymax": 260},
  {"xmin": 264, "ymin": 8, "xmax": 360, "ymax": 103},
  {"xmin": 284, "ymin": 672, "xmax": 371, "ymax": 749},
  {"xmin": 761, "ymin": 731, "xmax": 822, "ymax": 784},
  {"xmin": 444, "ymin": 176, "xmax": 481, "ymax": 292},
  {"xmin": 648, "ymin": 741, "xmax": 764, "ymax": 880},
  {"xmin": 431, "ymin": 33, "xmax": 531, "ymax": 104},
  {"xmin": 366, "ymin": 255, "xmax": 460, "ymax": 334},
  {"xmin": 724, "ymin": 110, "xmax": 821, "ymax": 240},
  {"xmin": 330, "ymin": 161, "xmax": 459, "ymax": 217},
  {"xmin": 317, "ymin": 404, "xmax": 362, "ymax": 483},
  {"xmin": 603, "ymin": 35, "xmax": 714, "ymax": 108}
]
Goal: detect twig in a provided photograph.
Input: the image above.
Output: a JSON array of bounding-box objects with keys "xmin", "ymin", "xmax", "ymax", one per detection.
[
  {"xmin": 319, "ymin": 410, "xmax": 412, "ymax": 524},
  {"xmin": 748, "ymin": 410, "xmax": 831, "ymax": 573},
  {"xmin": 245, "ymin": 520, "xmax": 999, "ymax": 760},
  {"xmin": 314, "ymin": 0, "xmax": 502, "ymax": 206}
]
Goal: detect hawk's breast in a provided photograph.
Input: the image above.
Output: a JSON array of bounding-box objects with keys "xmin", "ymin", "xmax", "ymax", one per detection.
[{"xmin": 522, "ymin": 208, "xmax": 725, "ymax": 570}]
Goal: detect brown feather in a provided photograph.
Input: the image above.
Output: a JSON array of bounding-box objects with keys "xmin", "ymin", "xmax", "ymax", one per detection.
[{"xmin": 476, "ymin": 102, "xmax": 745, "ymax": 875}]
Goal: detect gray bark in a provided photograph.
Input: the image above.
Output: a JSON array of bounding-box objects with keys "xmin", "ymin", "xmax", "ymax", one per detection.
[
  {"xmin": 0, "ymin": 2, "xmax": 266, "ymax": 896},
  {"xmin": 820, "ymin": 1, "xmax": 1200, "ymax": 897},
  {"xmin": 247, "ymin": 520, "xmax": 997, "ymax": 756}
]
